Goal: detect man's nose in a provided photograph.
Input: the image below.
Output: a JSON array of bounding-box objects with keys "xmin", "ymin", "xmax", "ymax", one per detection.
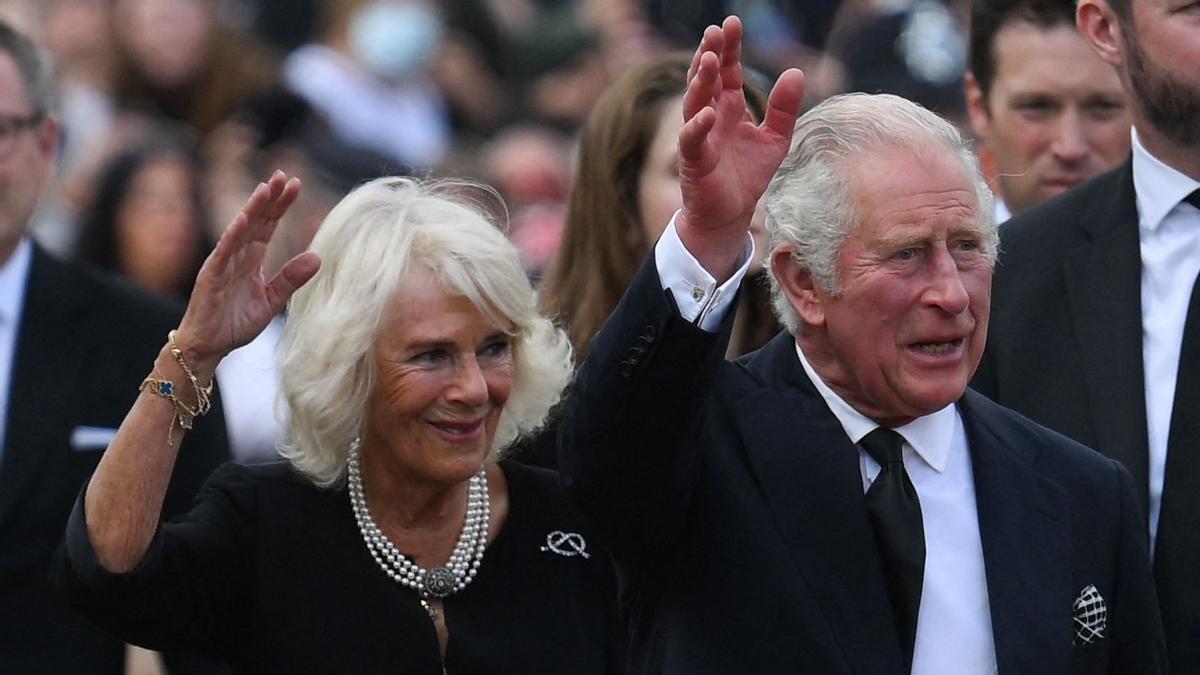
[
  {"xmin": 1051, "ymin": 110, "xmax": 1088, "ymax": 164},
  {"xmin": 923, "ymin": 248, "xmax": 970, "ymax": 313}
]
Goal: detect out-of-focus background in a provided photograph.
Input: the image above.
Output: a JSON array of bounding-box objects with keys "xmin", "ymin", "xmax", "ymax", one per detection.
[{"xmin": 0, "ymin": 0, "xmax": 977, "ymax": 283}]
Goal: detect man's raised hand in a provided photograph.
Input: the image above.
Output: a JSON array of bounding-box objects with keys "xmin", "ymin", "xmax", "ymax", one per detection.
[{"xmin": 676, "ymin": 16, "xmax": 805, "ymax": 280}]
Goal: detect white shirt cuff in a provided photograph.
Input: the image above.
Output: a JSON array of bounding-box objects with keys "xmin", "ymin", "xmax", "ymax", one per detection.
[{"xmin": 653, "ymin": 212, "xmax": 754, "ymax": 332}]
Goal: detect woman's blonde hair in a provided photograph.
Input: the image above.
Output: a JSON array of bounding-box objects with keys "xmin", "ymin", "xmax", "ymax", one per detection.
[{"xmin": 278, "ymin": 177, "xmax": 572, "ymax": 487}]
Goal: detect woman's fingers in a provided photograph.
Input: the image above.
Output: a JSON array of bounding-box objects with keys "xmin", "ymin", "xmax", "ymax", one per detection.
[
  {"xmin": 265, "ymin": 251, "xmax": 321, "ymax": 314},
  {"xmin": 209, "ymin": 173, "xmax": 301, "ymax": 272},
  {"xmin": 242, "ymin": 173, "xmax": 300, "ymax": 242}
]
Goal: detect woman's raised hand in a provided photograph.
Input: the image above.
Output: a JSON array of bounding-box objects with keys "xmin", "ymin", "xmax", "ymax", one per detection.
[{"xmin": 175, "ymin": 171, "xmax": 321, "ymax": 373}]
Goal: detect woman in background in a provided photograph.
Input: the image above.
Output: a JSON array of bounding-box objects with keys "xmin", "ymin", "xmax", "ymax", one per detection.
[
  {"xmin": 75, "ymin": 137, "xmax": 212, "ymax": 300},
  {"xmin": 517, "ymin": 55, "xmax": 780, "ymax": 468},
  {"xmin": 540, "ymin": 53, "xmax": 778, "ymax": 363}
]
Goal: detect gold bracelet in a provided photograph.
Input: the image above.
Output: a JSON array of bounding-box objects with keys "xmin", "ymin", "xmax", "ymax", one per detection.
[
  {"xmin": 139, "ymin": 375, "xmax": 196, "ymax": 446},
  {"xmin": 167, "ymin": 330, "xmax": 213, "ymax": 415}
]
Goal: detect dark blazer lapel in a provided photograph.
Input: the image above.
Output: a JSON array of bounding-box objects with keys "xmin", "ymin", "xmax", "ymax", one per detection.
[
  {"xmin": 1061, "ymin": 161, "xmax": 1149, "ymax": 510},
  {"xmin": 960, "ymin": 390, "xmax": 1072, "ymax": 674},
  {"xmin": 0, "ymin": 246, "xmax": 93, "ymax": 527},
  {"xmin": 733, "ymin": 332, "xmax": 904, "ymax": 673}
]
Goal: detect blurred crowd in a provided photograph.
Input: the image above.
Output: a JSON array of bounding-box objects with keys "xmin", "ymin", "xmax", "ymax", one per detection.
[{"xmin": 0, "ymin": 0, "xmax": 977, "ymax": 281}]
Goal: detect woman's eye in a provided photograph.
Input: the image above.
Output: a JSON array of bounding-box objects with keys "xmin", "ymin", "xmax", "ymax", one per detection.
[
  {"xmin": 413, "ymin": 350, "xmax": 447, "ymax": 365},
  {"xmin": 480, "ymin": 340, "xmax": 512, "ymax": 360}
]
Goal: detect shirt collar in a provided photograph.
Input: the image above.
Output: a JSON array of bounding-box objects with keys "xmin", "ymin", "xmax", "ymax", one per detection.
[
  {"xmin": 1132, "ymin": 128, "xmax": 1200, "ymax": 232},
  {"xmin": 795, "ymin": 341, "xmax": 955, "ymax": 473},
  {"xmin": 0, "ymin": 237, "xmax": 32, "ymax": 326}
]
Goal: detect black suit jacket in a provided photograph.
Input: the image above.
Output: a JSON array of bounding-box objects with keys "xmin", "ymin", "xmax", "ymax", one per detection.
[
  {"xmin": 562, "ymin": 256, "xmax": 1165, "ymax": 674},
  {"xmin": 0, "ymin": 244, "xmax": 230, "ymax": 674},
  {"xmin": 973, "ymin": 160, "xmax": 1199, "ymax": 672}
]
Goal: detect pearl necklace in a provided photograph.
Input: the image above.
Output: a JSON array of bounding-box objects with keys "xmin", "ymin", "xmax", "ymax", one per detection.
[{"xmin": 347, "ymin": 440, "xmax": 489, "ymax": 604}]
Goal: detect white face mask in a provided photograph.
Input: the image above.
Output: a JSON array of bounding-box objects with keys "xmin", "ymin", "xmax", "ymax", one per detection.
[{"xmin": 348, "ymin": 2, "xmax": 443, "ymax": 79}]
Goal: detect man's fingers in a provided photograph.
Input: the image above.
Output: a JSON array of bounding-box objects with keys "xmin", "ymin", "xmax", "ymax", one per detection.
[
  {"xmin": 761, "ymin": 68, "xmax": 806, "ymax": 141},
  {"xmin": 678, "ymin": 106, "xmax": 716, "ymax": 168},
  {"xmin": 719, "ymin": 15, "xmax": 744, "ymax": 94},
  {"xmin": 682, "ymin": 51, "xmax": 721, "ymax": 121},
  {"xmin": 687, "ymin": 24, "xmax": 724, "ymax": 83}
]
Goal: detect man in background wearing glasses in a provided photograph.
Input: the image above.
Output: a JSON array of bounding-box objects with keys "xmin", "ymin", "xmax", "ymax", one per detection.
[{"xmin": 0, "ymin": 20, "xmax": 229, "ymax": 674}]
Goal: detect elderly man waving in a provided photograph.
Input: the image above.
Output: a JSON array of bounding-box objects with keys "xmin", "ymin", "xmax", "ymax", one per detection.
[{"xmin": 559, "ymin": 15, "xmax": 1164, "ymax": 675}]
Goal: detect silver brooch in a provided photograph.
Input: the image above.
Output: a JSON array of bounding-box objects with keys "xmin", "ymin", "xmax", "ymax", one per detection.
[{"xmin": 541, "ymin": 530, "xmax": 590, "ymax": 558}]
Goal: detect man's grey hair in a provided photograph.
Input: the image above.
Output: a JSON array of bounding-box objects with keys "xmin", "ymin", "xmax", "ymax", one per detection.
[
  {"xmin": 278, "ymin": 177, "xmax": 573, "ymax": 487},
  {"xmin": 763, "ymin": 93, "xmax": 997, "ymax": 333},
  {"xmin": 0, "ymin": 20, "xmax": 54, "ymax": 116}
]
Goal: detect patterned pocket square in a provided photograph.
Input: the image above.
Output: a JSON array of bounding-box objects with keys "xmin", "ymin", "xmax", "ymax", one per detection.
[{"xmin": 1073, "ymin": 584, "xmax": 1107, "ymax": 645}]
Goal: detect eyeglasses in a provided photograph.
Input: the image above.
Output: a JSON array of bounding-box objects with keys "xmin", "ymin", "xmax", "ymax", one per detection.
[{"xmin": 0, "ymin": 112, "xmax": 43, "ymax": 158}]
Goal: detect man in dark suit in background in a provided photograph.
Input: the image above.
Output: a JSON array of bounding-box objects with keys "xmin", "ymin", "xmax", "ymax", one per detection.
[
  {"xmin": 963, "ymin": 0, "xmax": 1130, "ymax": 222},
  {"xmin": 561, "ymin": 16, "xmax": 1164, "ymax": 674},
  {"xmin": 971, "ymin": 0, "xmax": 1200, "ymax": 669},
  {"xmin": 0, "ymin": 20, "xmax": 229, "ymax": 673}
]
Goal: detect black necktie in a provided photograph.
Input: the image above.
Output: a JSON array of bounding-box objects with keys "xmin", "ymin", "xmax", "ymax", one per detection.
[
  {"xmin": 861, "ymin": 428, "xmax": 925, "ymax": 671},
  {"xmin": 1153, "ymin": 188, "xmax": 1200, "ymax": 661}
]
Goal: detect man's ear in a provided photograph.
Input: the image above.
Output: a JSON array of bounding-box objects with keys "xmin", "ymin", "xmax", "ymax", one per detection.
[
  {"xmin": 964, "ymin": 72, "xmax": 992, "ymax": 144},
  {"xmin": 1078, "ymin": 0, "xmax": 1125, "ymax": 68},
  {"xmin": 770, "ymin": 245, "xmax": 828, "ymax": 328},
  {"xmin": 34, "ymin": 115, "xmax": 58, "ymax": 161}
]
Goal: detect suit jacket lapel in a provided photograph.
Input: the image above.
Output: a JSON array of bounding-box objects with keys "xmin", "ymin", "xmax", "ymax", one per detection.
[
  {"xmin": 960, "ymin": 391, "xmax": 1072, "ymax": 674},
  {"xmin": 1061, "ymin": 161, "xmax": 1149, "ymax": 510},
  {"xmin": 733, "ymin": 332, "xmax": 905, "ymax": 673},
  {"xmin": 0, "ymin": 246, "xmax": 93, "ymax": 527}
]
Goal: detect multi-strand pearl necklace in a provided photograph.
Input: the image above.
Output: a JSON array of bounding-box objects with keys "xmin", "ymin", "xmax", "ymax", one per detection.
[{"xmin": 347, "ymin": 440, "xmax": 489, "ymax": 612}]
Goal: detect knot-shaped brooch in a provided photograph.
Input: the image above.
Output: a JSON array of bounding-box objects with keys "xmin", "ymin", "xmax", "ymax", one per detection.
[{"xmin": 540, "ymin": 530, "xmax": 590, "ymax": 559}]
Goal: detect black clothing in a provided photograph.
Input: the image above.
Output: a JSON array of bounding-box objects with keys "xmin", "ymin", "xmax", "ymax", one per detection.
[
  {"xmin": 0, "ymin": 244, "xmax": 229, "ymax": 673},
  {"xmin": 560, "ymin": 255, "xmax": 1165, "ymax": 674},
  {"xmin": 973, "ymin": 160, "xmax": 1200, "ymax": 671},
  {"xmin": 55, "ymin": 459, "xmax": 623, "ymax": 674}
]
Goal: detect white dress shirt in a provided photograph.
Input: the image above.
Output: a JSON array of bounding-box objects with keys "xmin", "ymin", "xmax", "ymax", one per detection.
[
  {"xmin": 0, "ymin": 238, "xmax": 33, "ymax": 459},
  {"xmin": 796, "ymin": 346, "xmax": 998, "ymax": 674},
  {"xmin": 655, "ymin": 217, "xmax": 999, "ymax": 673},
  {"xmin": 1131, "ymin": 129, "xmax": 1200, "ymax": 552},
  {"xmin": 215, "ymin": 315, "xmax": 286, "ymax": 463},
  {"xmin": 652, "ymin": 214, "xmax": 749, "ymax": 331}
]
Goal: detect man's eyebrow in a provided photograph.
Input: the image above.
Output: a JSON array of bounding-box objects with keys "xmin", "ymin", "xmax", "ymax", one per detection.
[{"xmin": 874, "ymin": 232, "xmax": 929, "ymax": 251}]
